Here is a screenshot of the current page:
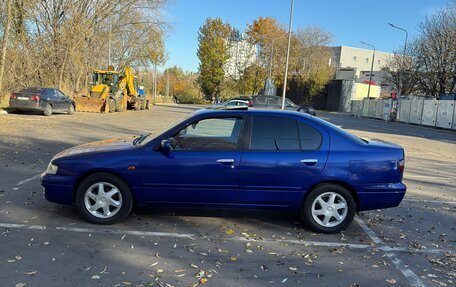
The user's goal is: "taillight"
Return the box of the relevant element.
[10,94,17,99]
[248,100,253,107]
[398,159,405,173]
[31,95,40,101]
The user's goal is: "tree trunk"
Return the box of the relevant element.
[0,0,13,95]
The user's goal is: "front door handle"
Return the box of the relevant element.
[300,159,318,166]
[217,159,235,165]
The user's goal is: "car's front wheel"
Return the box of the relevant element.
[301,184,355,233]
[68,104,75,115]
[75,173,133,224]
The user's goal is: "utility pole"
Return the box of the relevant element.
[360,41,376,99]
[153,65,157,102]
[281,0,294,110]
[388,23,408,97]
[108,24,111,67]
[165,69,169,98]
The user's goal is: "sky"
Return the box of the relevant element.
[163,0,449,72]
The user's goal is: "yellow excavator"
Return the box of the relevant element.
[74,66,146,113]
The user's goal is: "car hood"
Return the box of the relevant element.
[53,137,137,159]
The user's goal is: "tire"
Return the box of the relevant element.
[43,104,52,116]
[301,184,356,234]
[108,99,116,113]
[68,104,75,115]
[115,95,124,112]
[134,99,141,111]
[75,173,133,224]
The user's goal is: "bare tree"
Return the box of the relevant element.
[0,0,13,94]
[412,2,456,96]
[381,46,418,96]
[0,0,169,99]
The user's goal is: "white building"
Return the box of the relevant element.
[224,35,258,80]
[329,46,394,79]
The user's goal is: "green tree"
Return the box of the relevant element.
[197,18,231,99]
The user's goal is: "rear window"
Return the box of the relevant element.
[19,87,45,94]
[311,116,366,145]
[253,97,267,104]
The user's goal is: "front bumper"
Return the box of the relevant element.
[356,182,406,211]
[41,173,75,205]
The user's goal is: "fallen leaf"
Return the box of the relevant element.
[91,275,100,280]
[226,229,234,235]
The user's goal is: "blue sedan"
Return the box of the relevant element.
[41,109,406,233]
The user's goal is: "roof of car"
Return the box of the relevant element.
[194,108,312,118]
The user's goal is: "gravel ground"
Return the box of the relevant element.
[0,105,454,287]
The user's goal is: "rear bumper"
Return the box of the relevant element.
[356,182,406,211]
[9,100,44,111]
[41,173,75,205]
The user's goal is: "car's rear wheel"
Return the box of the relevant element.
[43,104,52,116]
[75,173,133,224]
[301,184,355,233]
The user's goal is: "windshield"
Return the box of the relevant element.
[285,99,297,107]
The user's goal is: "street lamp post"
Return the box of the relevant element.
[388,23,408,97]
[360,41,376,99]
[281,0,294,110]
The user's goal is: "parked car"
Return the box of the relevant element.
[207,99,249,110]
[231,97,253,107]
[252,95,316,116]
[41,109,406,233]
[9,87,75,116]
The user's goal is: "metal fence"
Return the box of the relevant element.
[351,98,456,130]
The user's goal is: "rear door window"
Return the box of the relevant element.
[250,115,300,150]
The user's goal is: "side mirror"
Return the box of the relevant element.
[160,139,171,152]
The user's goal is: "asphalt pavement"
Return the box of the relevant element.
[0,105,454,287]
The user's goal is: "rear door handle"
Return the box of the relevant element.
[300,159,318,166]
[217,159,235,165]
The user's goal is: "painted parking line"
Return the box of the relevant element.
[404,198,456,205]
[16,173,42,186]
[0,222,451,256]
[355,217,425,287]
[0,222,195,240]
[405,174,454,180]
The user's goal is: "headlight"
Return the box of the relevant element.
[45,162,59,175]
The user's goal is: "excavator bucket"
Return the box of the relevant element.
[73,96,107,113]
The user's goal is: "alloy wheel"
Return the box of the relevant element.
[311,192,348,227]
